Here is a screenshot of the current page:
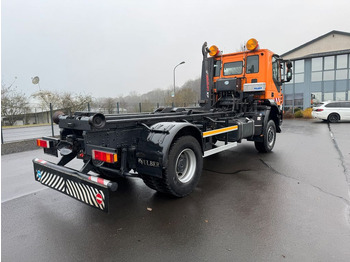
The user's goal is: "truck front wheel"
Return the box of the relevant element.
[142,136,203,197]
[254,119,276,153]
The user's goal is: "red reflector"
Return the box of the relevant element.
[315,109,324,112]
[36,139,50,148]
[92,150,118,163]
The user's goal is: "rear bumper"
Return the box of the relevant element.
[33,158,117,213]
[311,111,326,120]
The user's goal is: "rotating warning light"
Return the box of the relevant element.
[246,38,259,51]
[209,45,220,56]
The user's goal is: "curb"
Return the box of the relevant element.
[1,139,40,155]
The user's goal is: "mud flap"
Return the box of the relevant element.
[33,158,110,213]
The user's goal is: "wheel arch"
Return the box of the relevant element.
[267,105,282,133]
[147,122,203,168]
[328,112,341,122]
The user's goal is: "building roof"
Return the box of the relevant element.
[281,30,350,57]
[288,49,350,61]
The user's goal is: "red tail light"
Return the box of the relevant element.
[92,150,118,163]
[36,139,50,148]
[315,109,324,112]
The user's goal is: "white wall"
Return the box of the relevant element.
[283,33,350,60]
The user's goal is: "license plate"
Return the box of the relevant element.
[33,158,110,213]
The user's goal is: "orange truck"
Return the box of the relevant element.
[200,38,292,140]
[33,39,292,212]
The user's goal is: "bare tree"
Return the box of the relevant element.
[1,81,30,126]
[32,90,92,113]
[101,97,117,114]
[60,92,92,113]
[32,90,61,110]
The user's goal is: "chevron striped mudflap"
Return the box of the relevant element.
[33,158,110,213]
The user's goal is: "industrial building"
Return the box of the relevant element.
[282,30,350,110]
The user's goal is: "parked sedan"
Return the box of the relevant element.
[312,101,350,123]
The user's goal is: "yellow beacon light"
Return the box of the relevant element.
[246,38,259,51]
[209,45,219,56]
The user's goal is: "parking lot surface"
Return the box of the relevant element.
[2,119,350,261]
[2,125,59,142]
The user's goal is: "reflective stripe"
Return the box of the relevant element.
[89,176,109,186]
[203,125,238,138]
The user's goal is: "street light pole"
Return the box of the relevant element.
[173,61,185,107]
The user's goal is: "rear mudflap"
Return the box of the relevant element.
[33,158,110,213]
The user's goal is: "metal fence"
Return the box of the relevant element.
[1,101,198,143]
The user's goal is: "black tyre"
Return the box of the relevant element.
[142,136,203,197]
[328,113,340,123]
[255,119,276,153]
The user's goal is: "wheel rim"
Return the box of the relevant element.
[175,148,196,183]
[267,126,275,147]
[329,114,338,122]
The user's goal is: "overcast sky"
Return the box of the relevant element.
[2,0,350,98]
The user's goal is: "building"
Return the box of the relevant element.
[282,30,350,110]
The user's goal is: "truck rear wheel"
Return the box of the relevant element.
[254,119,276,153]
[142,136,203,197]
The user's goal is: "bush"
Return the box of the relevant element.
[294,110,303,118]
[283,110,294,119]
[302,107,312,119]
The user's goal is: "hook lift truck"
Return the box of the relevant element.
[33,38,292,212]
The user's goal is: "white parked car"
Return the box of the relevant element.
[312,101,350,123]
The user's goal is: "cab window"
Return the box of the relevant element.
[223,61,243,76]
[246,55,259,73]
[213,60,221,77]
[272,56,281,83]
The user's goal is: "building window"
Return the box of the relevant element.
[312,57,322,82]
[312,57,322,71]
[335,92,346,101]
[324,92,333,101]
[323,70,335,81]
[312,92,322,104]
[323,56,335,81]
[294,60,304,83]
[295,74,304,83]
[294,93,303,108]
[324,56,335,70]
[336,69,347,80]
[284,94,293,109]
[295,60,304,73]
[336,54,348,69]
[312,72,322,81]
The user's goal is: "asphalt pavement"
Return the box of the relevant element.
[1,119,350,262]
[2,124,60,142]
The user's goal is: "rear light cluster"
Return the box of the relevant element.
[36,139,50,148]
[315,109,324,112]
[92,150,118,163]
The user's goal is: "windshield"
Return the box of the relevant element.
[223,61,243,76]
